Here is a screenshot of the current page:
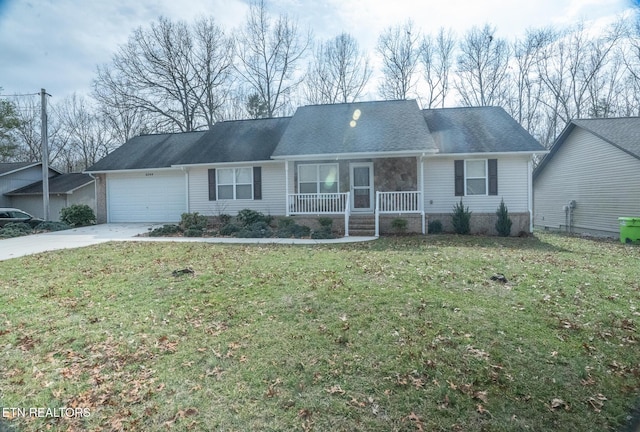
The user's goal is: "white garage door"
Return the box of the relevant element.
[108,171,185,222]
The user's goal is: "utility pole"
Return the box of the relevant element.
[41,88,50,221]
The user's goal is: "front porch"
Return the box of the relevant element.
[286,191,425,237]
[284,157,426,237]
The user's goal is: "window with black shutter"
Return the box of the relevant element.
[208,169,216,201]
[253,167,262,200]
[488,159,498,195]
[454,160,464,196]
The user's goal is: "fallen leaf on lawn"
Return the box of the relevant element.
[587,394,607,412]
[325,385,345,395]
[550,398,568,410]
[407,412,424,432]
[474,390,489,403]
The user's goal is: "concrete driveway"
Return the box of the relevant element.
[0,224,377,261]
[0,223,156,261]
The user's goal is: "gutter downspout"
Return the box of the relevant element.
[419,155,426,234]
[528,158,534,233]
[182,167,190,214]
[285,160,290,216]
[88,173,99,223]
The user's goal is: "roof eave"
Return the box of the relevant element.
[271,149,438,161]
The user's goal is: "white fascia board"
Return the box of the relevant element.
[83,167,182,174]
[428,150,549,158]
[171,160,284,169]
[271,149,437,161]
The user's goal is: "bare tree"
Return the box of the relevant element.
[420,28,455,108]
[455,24,511,107]
[377,20,420,100]
[536,21,623,142]
[304,33,372,104]
[56,94,115,171]
[93,16,234,132]
[234,0,311,117]
[506,28,553,138]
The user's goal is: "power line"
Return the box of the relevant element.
[0,92,41,97]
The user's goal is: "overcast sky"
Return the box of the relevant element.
[0,0,636,103]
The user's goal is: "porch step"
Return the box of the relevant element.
[349,215,376,236]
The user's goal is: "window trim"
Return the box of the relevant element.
[297,163,340,194]
[217,167,254,200]
[465,159,488,196]
[454,158,498,196]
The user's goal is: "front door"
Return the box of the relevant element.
[350,162,374,212]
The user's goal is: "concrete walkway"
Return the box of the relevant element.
[0,224,377,261]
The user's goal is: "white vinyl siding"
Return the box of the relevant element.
[534,127,640,235]
[107,171,185,222]
[188,163,286,215]
[423,155,530,213]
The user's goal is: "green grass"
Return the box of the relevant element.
[0,233,639,431]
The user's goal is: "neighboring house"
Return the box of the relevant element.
[533,117,640,237]
[5,173,95,222]
[0,162,60,207]
[86,100,545,235]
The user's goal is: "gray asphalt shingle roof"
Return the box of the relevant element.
[87,101,544,171]
[175,117,291,165]
[423,106,545,154]
[85,131,207,172]
[272,100,438,157]
[5,173,94,195]
[0,162,38,176]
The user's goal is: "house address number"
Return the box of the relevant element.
[145,172,154,176]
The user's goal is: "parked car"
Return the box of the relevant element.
[0,208,44,228]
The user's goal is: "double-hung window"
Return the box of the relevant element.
[298,163,339,194]
[208,167,262,200]
[455,159,498,196]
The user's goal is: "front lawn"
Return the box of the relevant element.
[0,234,639,431]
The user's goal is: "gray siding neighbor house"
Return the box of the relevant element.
[533,117,640,237]
[86,99,546,236]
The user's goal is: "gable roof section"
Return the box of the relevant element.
[85,131,207,172]
[534,117,640,180]
[0,162,62,177]
[272,99,438,158]
[423,106,545,154]
[175,117,291,165]
[5,173,94,196]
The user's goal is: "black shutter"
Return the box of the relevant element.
[454,160,464,196]
[208,169,216,201]
[488,159,498,196]
[253,166,262,200]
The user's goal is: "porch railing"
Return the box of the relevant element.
[287,192,351,237]
[375,191,425,237]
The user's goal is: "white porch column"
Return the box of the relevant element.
[285,160,290,216]
[419,156,425,234]
[528,157,533,233]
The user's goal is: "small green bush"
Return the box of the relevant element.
[184,228,204,237]
[217,214,232,226]
[148,224,182,237]
[428,219,443,234]
[318,217,333,228]
[275,217,310,238]
[391,218,408,234]
[311,217,335,239]
[237,209,268,227]
[0,224,31,238]
[34,221,71,232]
[180,212,208,231]
[495,198,513,237]
[3,222,33,234]
[60,204,95,227]
[219,223,240,236]
[451,198,471,235]
[236,221,272,238]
